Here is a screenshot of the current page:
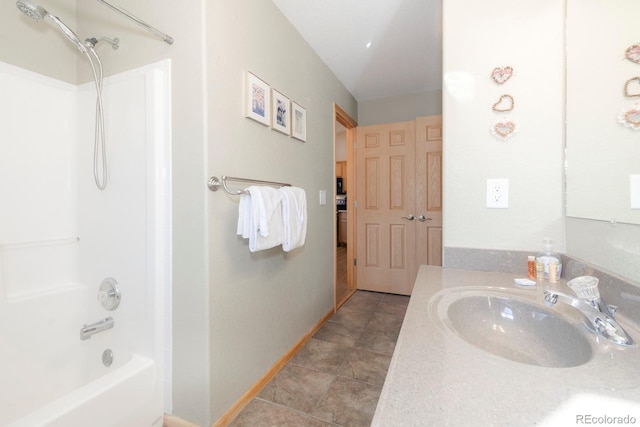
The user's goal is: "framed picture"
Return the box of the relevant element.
[291,101,307,141]
[245,71,271,126]
[271,89,291,135]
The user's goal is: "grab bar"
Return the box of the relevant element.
[80,317,114,340]
[207,175,291,195]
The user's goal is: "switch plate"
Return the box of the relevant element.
[631,175,640,209]
[486,179,509,209]
[319,190,327,206]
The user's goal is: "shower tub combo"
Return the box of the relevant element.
[0,56,171,426]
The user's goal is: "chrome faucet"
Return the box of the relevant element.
[80,317,114,340]
[544,289,635,347]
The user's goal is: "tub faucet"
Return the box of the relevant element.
[544,290,634,347]
[80,317,114,340]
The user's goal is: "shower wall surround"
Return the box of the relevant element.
[0,60,170,427]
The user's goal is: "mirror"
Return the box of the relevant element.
[565,0,640,225]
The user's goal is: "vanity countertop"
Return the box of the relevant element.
[372,265,640,426]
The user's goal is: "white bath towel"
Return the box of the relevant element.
[279,186,307,252]
[245,186,285,252]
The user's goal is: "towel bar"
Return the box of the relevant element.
[207,175,291,195]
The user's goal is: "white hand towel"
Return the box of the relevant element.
[247,186,285,252]
[279,186,307,252]
[237,191,251,238]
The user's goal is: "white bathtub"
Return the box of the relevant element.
[0,283,161,427]
[7,355,160,427]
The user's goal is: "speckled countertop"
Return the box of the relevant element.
[372,266,640,426]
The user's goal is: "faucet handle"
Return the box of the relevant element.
[568,276,600,300]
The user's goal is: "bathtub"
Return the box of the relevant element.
[7,355,159,427]
[0,283,162,427]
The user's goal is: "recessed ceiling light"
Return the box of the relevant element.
[365,41,372,49]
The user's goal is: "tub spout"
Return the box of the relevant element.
[544,291,634,347]
[80,317,114,340]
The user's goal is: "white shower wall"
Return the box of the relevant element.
[0,63,80,296]
[0,60,171,424]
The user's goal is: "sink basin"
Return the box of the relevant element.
[430,288,594,368]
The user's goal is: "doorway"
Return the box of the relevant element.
[355,115,443,295]
[334,104,357,310]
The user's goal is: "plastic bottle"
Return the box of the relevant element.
[527,256,536,279]
[535,238,562,280]
[548,260,558,284]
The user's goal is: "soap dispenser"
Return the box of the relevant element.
[535,238,562,280]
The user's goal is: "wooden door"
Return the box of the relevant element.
[415,116,443,266]
[355,121,416,295]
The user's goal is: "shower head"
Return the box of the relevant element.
[16,0,46,21]
[16,0,88,54]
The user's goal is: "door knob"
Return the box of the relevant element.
[401,214,415,221]
[417,215,432,222]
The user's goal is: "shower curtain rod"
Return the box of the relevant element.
[207,176,292,195]
[95,0,174,45]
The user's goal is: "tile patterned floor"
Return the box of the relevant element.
[229,290,409,427]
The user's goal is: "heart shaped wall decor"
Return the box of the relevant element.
[491,66,513,85]
[492,94,515,112]
[618,104,640,131]
[625,45,640,64]
[624,77,640,98]
[491,119,518,141]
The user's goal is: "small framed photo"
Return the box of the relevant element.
[291,101,307,141]
[271,89,291,135]
[245,71,271,126]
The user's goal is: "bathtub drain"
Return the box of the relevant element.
[102,349,114,367]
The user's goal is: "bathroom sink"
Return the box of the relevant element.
[429,287,594,368]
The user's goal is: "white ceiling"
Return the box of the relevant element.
[272,0,443,102]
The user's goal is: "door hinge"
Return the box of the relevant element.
[353,200,357,208]
[353,258,357,266]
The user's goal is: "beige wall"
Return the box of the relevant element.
[357,90,442,125]
[206,1,356,423]
[1,0,78,83]
[442,0,565,253]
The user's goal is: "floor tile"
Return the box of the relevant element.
[355,313,403,356]
[328,305,375,330]
[340,292,381,312]
[229,399,334,427]
[381,293,410,306]
[289,338,350,375]
[311,377,382,427]
[365,311,405,333]
[258,364,334,414]
[313,320,361,347]
[377,300,408,317]
[336,347,392,386]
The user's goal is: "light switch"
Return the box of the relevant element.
[631,175,640,209]
[319,190,327,206]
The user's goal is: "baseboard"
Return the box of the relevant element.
[211,308,335,426]
[163,414,201,427]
